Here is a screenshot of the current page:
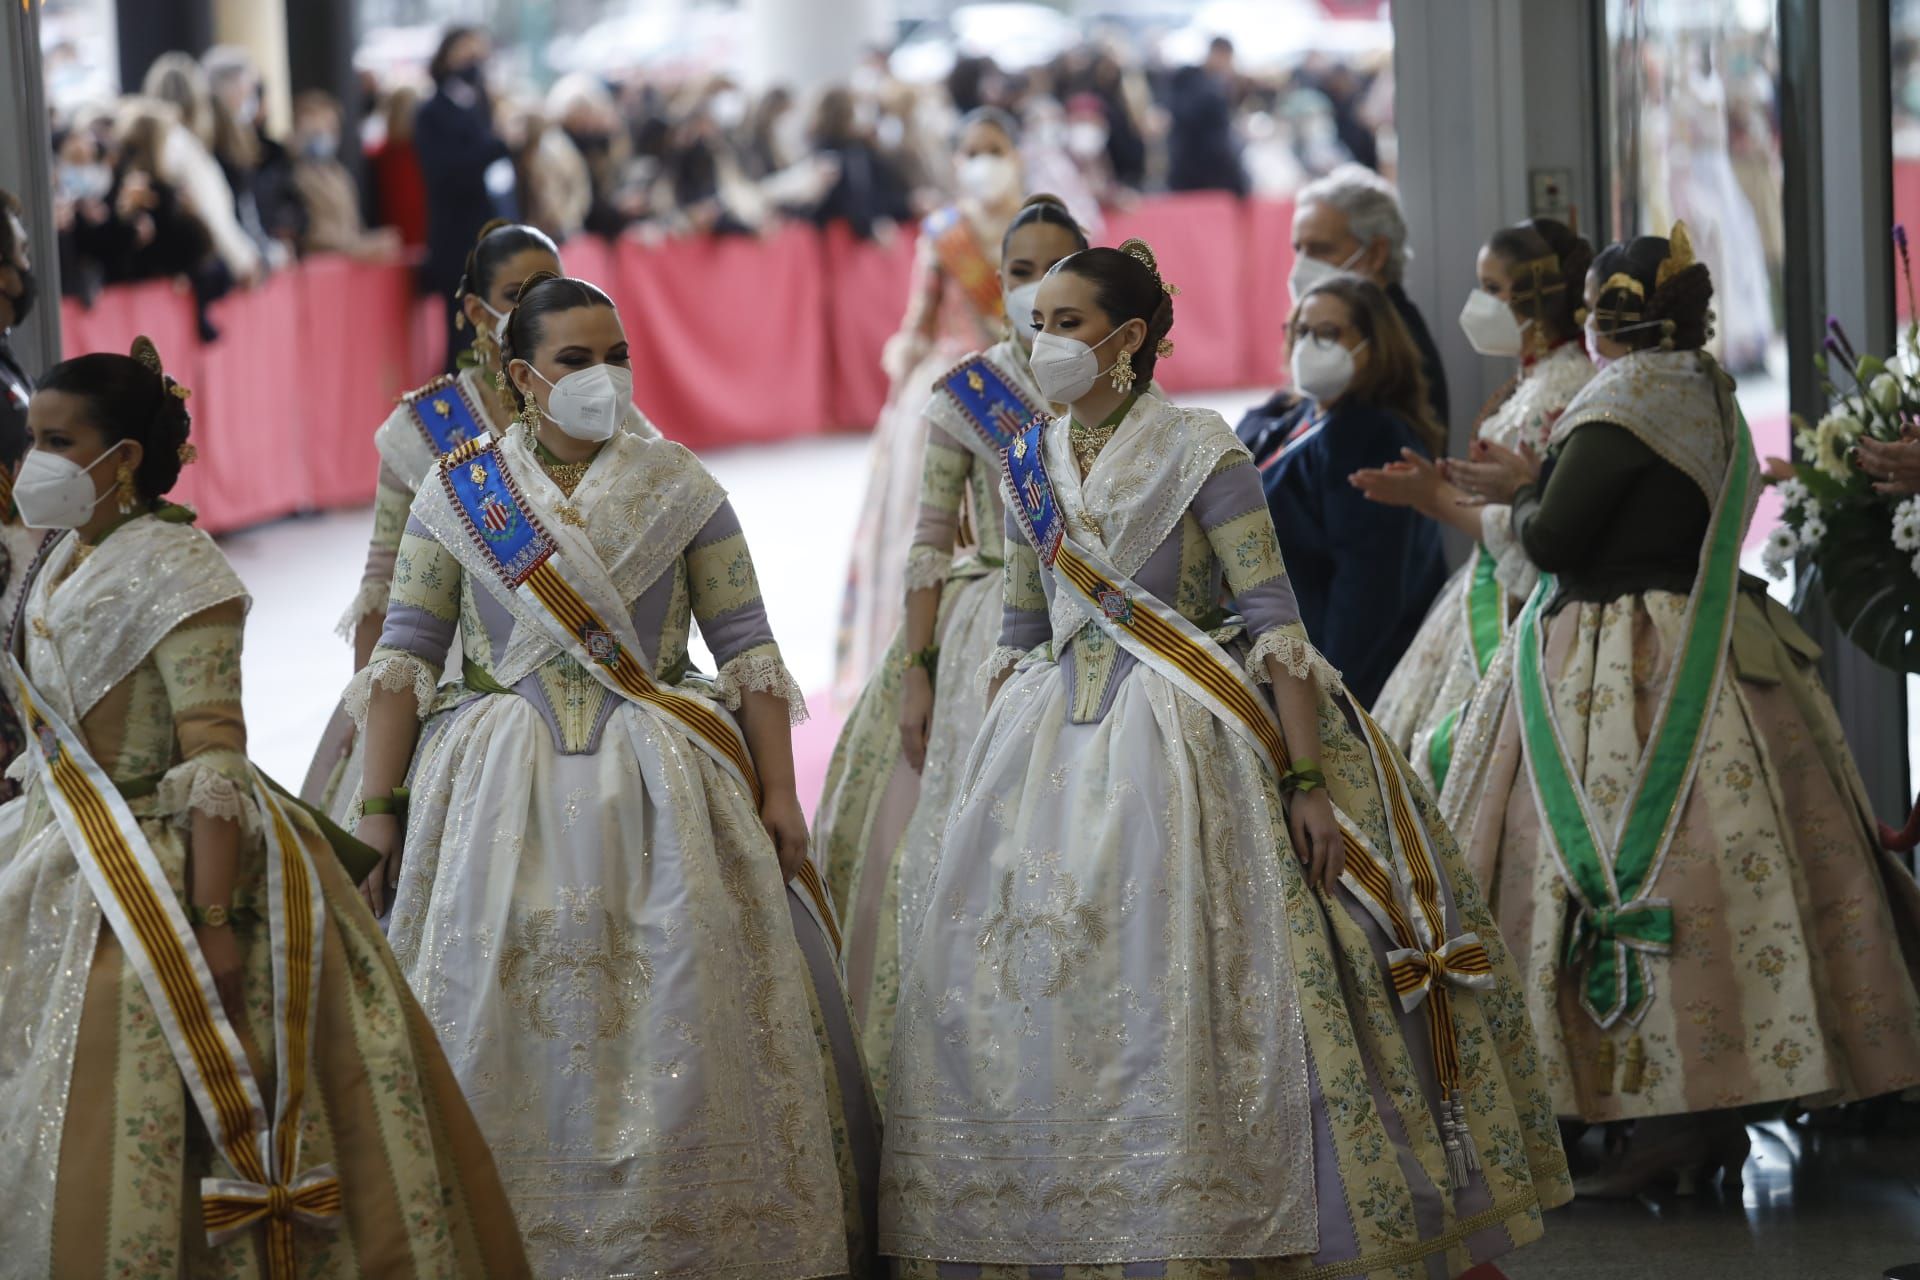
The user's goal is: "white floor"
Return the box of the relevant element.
[221,391,1270,786]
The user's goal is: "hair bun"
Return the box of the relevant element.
[1020,192,1071,213]
[514,269,564,305]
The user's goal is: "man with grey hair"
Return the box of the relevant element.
[1287,163,1449,427]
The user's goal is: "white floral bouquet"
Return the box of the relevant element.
[1763,229,1920,670]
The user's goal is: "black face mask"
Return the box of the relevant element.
[447,62,485,90]
[4,266,33,326]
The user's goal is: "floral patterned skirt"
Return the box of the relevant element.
[815,565,1000,1096]
[1443,587,1920,1122]
[881,659,1569,1277]
[0,787,529,1278]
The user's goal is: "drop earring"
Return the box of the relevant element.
[115,461,138,515]
[518,395,541,447]
[1109,348,1136,395]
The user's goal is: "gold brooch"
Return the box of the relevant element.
[433,398,453,417]
[469,462,488,485]
[31,618,51,639]
[967,369,985,393]
[555,504,586,527]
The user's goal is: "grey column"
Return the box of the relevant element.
[1,0,61,372]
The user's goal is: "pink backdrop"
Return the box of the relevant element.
[57,197,1301,532]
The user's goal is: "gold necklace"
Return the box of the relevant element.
[538,454,593,497]
[1069,418,1118,476]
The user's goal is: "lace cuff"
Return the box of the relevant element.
[334,578,392,641]
[1247,627,1344,691]
[977,645,1031,697]
[904,545,954,593]
[714,649,810,725]
[156,753,261,836]
[343,652,440,727]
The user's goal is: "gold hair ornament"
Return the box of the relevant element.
[1656,221,1696,291]
[130,335,164,374]
[1120,237,1181,296]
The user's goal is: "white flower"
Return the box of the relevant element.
[1775,477,1811,515]
[1799,510,1828,547]
[1809,411,1866,481]
[1761,525,1799,580]
[1872,373,1904,415]
[1894,496,1920,552]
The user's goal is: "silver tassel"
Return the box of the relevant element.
[1443,1091,1481,1189]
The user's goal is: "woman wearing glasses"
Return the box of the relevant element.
[1235,274,1448,707]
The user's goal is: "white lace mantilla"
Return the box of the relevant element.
[1036,387,1249,651]
[19,517,249,726]
[411,430,725,690]
[713,651,810,725]
[1478,341,1595,453]
[1550,348,1735,506]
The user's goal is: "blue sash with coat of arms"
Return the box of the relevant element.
[403,374,490,457]
[1002,417,1064,567]
[938,354,1042,458]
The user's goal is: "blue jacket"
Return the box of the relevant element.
[1236,393,1446,708]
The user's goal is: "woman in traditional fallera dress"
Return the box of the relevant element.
[815,193,1082,1090]
[301,219,658,820]
[0,342,528,1278]
[352,276,877,1279]
[1354,229,1920,1196]
[834,108,1027,704]
[880,242,1569,1278]
[1372,219,1596,790]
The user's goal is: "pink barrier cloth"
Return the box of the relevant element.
[53,199,1298,532]
[823,221,919,428]
[1103,193,1246,391]
[610,224,832,450]
[1241,197,1297,388]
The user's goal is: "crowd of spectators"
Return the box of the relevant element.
[45,26,1392,337]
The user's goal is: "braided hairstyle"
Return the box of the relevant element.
[1484,217,1593,347]
[37,336,194,501]
[1590,235,1714,353]
[456,218,561,313]
[1000,192,1087,259]
[1049,238,1176,384]
[499,272,619,415]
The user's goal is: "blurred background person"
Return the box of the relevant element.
[290,90,401,259]
[502,97,590,242]
[203,44,303,268]
[415,25,518,371]
[1290,163,1449,427]
[1168,36,1247,195]
[367,81,428,252]
[807,85,912,242]
[139,52,261,287]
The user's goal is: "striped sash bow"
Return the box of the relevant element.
[203,1166,344,1266]
[438,437,764,806]
[7,653,335,1275]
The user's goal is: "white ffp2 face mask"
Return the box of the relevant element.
[523,362,632,442]
[958,153,1020,204]
[1290,337,1365,405]
[1288,246,1364,306]
[15,444,124,530]
[1028,325,1128,405]
[1004,280,1044,331]
[1458,288,1528,358]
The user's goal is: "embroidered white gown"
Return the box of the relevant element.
[302,360,657,824]
[880,390,1570,1277]
[354,429,874,1280]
